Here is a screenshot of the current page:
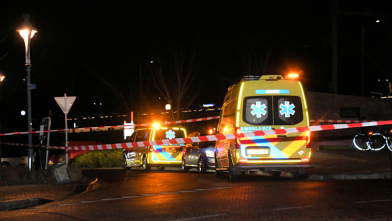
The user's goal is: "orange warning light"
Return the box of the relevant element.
[287,72,299,79]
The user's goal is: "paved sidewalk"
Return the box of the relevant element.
[308,148,392,180]
[0,148,391,211]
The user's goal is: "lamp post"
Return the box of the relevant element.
[361,19,380,96]
[138,61,153,115]
[0,75,4,166]
[17,14,37,171]
[0,75,5,99]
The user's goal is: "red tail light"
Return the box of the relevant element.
[368,131,373,136]
[301,158,310,163]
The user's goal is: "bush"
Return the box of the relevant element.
[72,150,122,168]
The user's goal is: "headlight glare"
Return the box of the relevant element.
[205,150,214,157]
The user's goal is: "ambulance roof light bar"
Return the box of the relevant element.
[287,72,299,79]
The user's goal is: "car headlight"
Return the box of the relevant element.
[205,150,214,158]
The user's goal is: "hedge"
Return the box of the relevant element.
[72,150,122,168]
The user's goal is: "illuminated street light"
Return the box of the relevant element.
[165,103,171,110]
[17,14,37,171]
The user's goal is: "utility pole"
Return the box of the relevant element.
[331,0,338,94]
[330,0,390,95]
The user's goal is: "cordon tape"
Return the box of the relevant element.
[310,120,373,123]
[0,116,220,137]
[0,116,376,137]
[2,120,392,150]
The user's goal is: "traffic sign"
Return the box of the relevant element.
[55,94,76,114]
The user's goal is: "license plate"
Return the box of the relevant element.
[247,149,269,155]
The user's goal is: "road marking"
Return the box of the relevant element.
[58,203,80,207]
[140,193,157,196]
[36,186,232,209]
[171,213,228,221]
[121,195,141,199]
[101,197,123,201]
[355,199,392,204]
[274,205,312,211]
[80,200,99,203]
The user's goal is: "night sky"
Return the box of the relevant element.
[0,0,391,133]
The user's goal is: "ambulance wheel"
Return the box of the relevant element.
[295,168,308,180]
[271,171,281,178]
[214,153,224,177]
[198,158,206,174]
[142,156,151,171]
[157,166,165,170]
[229,155,241,181]
[296,174,307,180]
[122,156,130,170]
[181,158,189,172]
[215,170,224,177]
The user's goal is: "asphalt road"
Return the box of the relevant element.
[1,169,392,220]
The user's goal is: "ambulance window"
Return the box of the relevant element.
[135,129,150,142]
[243,97,273,125]
[126,131,137,142]
[154,128,186,140]
[273,96,303,125]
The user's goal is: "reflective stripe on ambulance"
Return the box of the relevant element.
[238,132,307,159]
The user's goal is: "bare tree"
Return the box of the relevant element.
[150,45,199,121]
[237,46,280,76]
[235,38,282,77]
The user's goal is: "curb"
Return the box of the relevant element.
[307,172,392,180]
[0,198,53,212]
[0,179,98,212]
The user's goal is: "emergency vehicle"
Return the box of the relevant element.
[215,74,312,181]
[122,125,187,170]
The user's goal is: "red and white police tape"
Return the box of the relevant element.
[0,116,220,137]
[0,116,377,137]
[2,120,392,150]
[310,120,372,123]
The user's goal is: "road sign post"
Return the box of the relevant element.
[124,112,135,139]
[55,93,76,165]
[39,117,51,170]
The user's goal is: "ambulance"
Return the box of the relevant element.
[122,125,187,170]
[214,74,312,181]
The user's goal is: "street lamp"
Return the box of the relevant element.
[139,60,153,113]
[17,14,37,171]
[361,19,380,96]
[0,75,5,99]
[0,75,4,166]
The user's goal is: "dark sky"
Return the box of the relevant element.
[0,0,391,132]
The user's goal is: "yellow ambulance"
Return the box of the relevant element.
[123,125,187,170]
[215,75,312,181]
